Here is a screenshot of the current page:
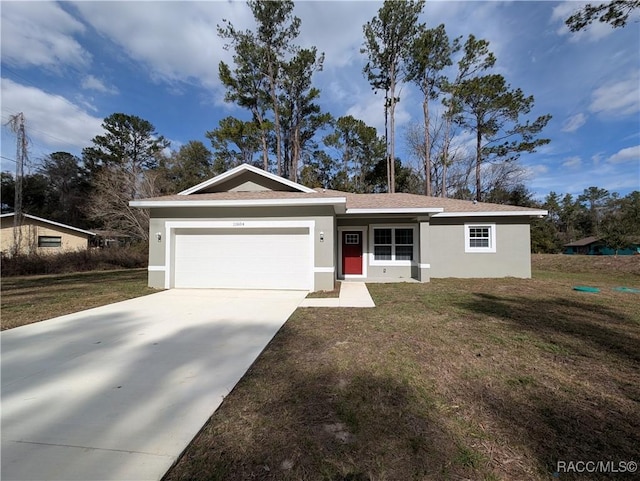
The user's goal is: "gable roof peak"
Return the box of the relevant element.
[179,163,315,195]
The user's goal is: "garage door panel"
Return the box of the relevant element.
[173,229,311,290]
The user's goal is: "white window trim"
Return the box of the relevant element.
[369,224,417,266]
[464,223,496,253]
[337,226,367,279]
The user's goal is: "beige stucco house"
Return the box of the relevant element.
[0,213,95,255]
[130,164,547,292]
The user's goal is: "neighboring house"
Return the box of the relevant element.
[563,236,640,256]
[0,213,95,255]
[91,230,132,248]
[130,164,547,292]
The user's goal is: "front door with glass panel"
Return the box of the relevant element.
[342,231,363,275]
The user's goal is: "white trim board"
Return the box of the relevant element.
[314,267,335,273]
[130,197,346,209]
[433,210,547,218]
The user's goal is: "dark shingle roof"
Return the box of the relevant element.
[564,236,601,247]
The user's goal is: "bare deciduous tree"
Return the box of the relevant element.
[88,166,160,241]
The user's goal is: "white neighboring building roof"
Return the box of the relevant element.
[1,213,96,236]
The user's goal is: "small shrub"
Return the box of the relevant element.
[1,246,148,277]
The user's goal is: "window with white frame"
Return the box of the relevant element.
[464,224,496,253]
[372,227,414,263]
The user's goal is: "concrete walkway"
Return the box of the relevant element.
[299,282,375,308]
[1,289,307,481]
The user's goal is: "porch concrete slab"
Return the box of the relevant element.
[1,288,307,481]
[342,277,419,284]
[299,282,375,308]
[338,282,375,307]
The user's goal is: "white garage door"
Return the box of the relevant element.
[173,227,311,290]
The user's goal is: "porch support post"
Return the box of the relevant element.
[418,220,431,282]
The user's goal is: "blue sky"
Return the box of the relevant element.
[1,1,639,200]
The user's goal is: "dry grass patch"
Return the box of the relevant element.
[1,269,153,330]
[306,281,341,299]
[165,255,639,481]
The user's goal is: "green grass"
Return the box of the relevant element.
[1,269,154,330]
[164,255,639,481]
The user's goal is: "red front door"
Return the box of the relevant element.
[342,231,363,275]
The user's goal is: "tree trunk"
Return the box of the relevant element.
[423,98,431,196]
[384,93,391,193]
[475,118,482,202]
[441,114,451,198]
[260,131,269,170]
[252,108,269,170]
[266,57,283,175]
[389,95,396,194]
[292,124,300,183]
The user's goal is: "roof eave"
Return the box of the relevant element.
[129,197,347,211]
[345,208,444,215]
[432,210,548,218]
[1,212,96,236]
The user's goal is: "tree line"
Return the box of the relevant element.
[486,184,640,254]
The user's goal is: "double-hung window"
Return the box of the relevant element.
[372,226,414,263]
[464,224,496,253]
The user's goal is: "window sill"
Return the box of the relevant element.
[370,260,415,266]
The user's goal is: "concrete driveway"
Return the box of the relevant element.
[1,288,307,481]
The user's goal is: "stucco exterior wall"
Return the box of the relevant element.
[147,205,335,291]
[0,218,90,255]
[428,217,531,278]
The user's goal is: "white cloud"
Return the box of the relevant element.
[607,145,640,164]
[1,78,103,153]
[590,70,640,116]
[562,156,582,168]
[561,113,587,133]
[296,2,380,70]
[591,152,604,165]
[551,1,615,42]
[0,1,90,70]
[526,164,550,176]
[81,75,118,95]
[346,89,412,138]
[71,2,252,89]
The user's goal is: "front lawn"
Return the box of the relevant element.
[164,255,639,481]
[1,269,153,330]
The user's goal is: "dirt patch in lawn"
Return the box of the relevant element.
[164,257,639,480]
[306,281,341,299]
[1,269,154,330]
